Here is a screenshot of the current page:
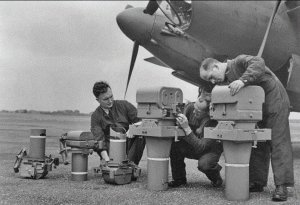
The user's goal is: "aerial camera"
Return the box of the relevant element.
[204,85,271,201]
[134,86,185,121]
[129,86,186,191]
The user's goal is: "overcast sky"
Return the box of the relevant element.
[0,1,199,114]
[1,1,299,119]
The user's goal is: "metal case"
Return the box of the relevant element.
[210,85,264,121]
[136,86,183,119]
[102,165,133,185]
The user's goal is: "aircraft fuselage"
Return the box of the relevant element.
[117,1,300,110]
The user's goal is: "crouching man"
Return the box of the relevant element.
[169,95,223,187]
[90,81,146,167]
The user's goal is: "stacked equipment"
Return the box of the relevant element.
[59,131,99,181]
[204,85,271,201]
[129,86,185,191]
[13,129,59,179]
[101,127,141,185]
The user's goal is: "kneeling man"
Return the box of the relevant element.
[169,96,223,187]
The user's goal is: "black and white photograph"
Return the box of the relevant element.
[1,1,300,204]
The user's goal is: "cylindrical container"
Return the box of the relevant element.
[71,149,88,181]
[31,129,46,136]
[223,141,252,201]
[225,164,249,201]
[146,137,173,158]
[145,136,173,191]
[29,129,46,160]
[147,158,169,191]
[109,133,127,163]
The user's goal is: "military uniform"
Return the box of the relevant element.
[225,54,294,187]
[170,103,222,182]
[91,100,146,165]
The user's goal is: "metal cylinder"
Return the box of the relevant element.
[29,129,46,160]
[225,164,249,201]
[146,137,173,158]
[147,158,169,191]
[145,136,173,191]
[71,149,88,181]
[222,141,252,201]
[109,134,127,163]
[31,129,46,136]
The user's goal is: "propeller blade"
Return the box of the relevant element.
[144,0,159,15]
[124,41,139,99]
[257,0,281,57]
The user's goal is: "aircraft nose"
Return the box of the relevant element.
[117,7,155,45]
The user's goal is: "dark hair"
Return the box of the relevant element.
[196,91,211,112]
[93,81,111,98]
[200,58,219,71]
[199,91,211,102]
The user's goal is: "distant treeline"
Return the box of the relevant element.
[1,109,92,116]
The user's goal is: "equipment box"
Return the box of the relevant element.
[102,166,133,185]
[65,140,98,149]
[66,131,94,141]
[210,85,264,121]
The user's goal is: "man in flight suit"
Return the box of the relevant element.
[168,96,223,188]
[199,55,294,201]
[90,81,146,167]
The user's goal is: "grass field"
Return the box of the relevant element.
[0,112,300,204]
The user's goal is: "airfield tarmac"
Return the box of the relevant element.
[0,112,300,204]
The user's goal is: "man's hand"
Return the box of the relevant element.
[228,80,245,96]
[176,113,188,128]
[133,121,142,127]
[176,113,192,135]
[127,121,142,138]
[100,150,110,162]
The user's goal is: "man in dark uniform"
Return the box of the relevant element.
[168,96,223,188]
[199,55,294,201]
[90,81,146,166]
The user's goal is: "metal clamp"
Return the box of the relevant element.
[252,131,258,148]
[222,104,227,116]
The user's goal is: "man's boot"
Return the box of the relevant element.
[168,178,187,188]
[249,182,264,192]
[205,171,223,187]
[272,185,288,201]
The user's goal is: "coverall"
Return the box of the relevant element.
[91,100,146,165]
[170,103,223,181]
[225,54,294,187]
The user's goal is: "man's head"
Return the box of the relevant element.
[93,81,114,109]
[199,58,226,84]
[193,94,210,119]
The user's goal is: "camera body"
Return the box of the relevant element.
[172,103,185,117]
[209,85,264,122]
[135,86,184,120]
